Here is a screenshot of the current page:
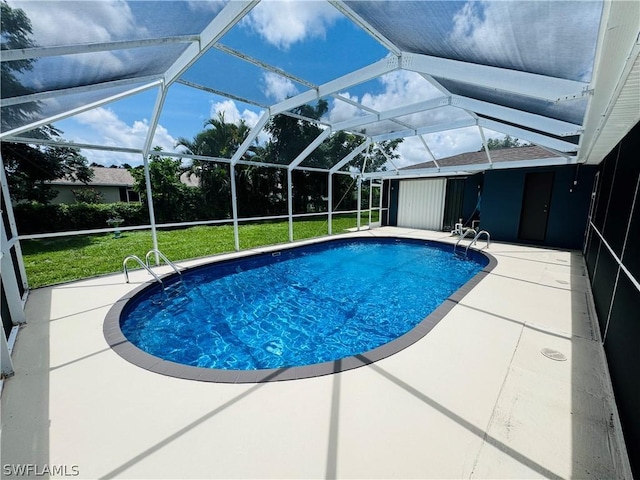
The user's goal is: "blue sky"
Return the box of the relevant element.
[10,0,531,167]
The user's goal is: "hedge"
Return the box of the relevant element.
[13,202,149,235]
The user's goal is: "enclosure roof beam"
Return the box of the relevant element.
[330,139,371,174]
[289,129,333,171]
[163,1,259,87]
[477,118,579,152]
[371,118,477,142]
[332,96,450,132]
[0,79,162,140]
[1,35,200,62]
[451,96,583,137]
[271,56,399,116]
[0,75,163,107]
[402,52,590,103]
[230,111,272,167]
[328,1,402,56]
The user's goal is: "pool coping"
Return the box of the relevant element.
[103,236,497,383]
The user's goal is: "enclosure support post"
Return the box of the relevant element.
[287,169,294,242]
[1,328,14,378]
[328,172,333,235]
[357,176,362,231]
[368,179,373,227]
[379,179,385,226]
[230,164,240,251]
[141,84,168,265]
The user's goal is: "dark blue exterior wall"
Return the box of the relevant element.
[584,121,640,476]
[478,165,597,249]
[461,173,483,225]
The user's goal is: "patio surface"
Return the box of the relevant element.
[1,227,631,479]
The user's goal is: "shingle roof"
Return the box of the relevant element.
[401,145,560,170]
[50,167,134,186]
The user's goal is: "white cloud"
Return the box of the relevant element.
[210,100,270,145]
[8,0,146,82]
[448,1,600,81]
[328,93,367,124]
[210,100,261,128]
[12,0,143,45]
[64,107,177,166]
[242,0,341,49]
[262,72,299,102]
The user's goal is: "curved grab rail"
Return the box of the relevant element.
[145,249,182,277]
[453,228,477,257]
[123,255,164,287]
[464,230,491,257]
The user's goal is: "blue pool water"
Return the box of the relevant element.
[120,238,488,371]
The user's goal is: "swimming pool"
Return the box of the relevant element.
[105,237,495,382]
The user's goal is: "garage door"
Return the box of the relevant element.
[397,179,446,230]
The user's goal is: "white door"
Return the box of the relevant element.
[397,179,446,230]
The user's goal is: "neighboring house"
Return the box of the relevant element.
[49,166,139,204]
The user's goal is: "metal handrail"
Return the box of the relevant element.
[145,249,182,277]
[453,228,477,257]
[465,230,491,257]
[123,255,164,287]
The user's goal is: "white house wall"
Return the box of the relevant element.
[397,178,446,230]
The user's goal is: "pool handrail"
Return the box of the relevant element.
[123,255,164,287]
[464,230,491,257]
[145,249,182,277]
[453,228,477,257]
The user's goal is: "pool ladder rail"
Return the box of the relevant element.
[123,249,182,289]
[454,229,490,258]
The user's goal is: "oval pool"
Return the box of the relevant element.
[104,237,495,382]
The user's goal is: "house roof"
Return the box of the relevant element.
[401,145,557,170]
[50,167,134,187]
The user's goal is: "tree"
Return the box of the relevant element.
[175,112,257,217]
[1,126,93,203]
[129,149,204,223]
[483,135,527,150]
[1,0,39,132]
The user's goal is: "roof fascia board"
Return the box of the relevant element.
[329,139,371,173]
[2,36,199,62]
[477,118,578,152]
[578,0,640,163]
[163,1,259,87]
[270,57,399,116]
[327,1,402,55]
[289,128,332,171]
[452,96,583,136]
[1,75,162,107]
[402,53,590,103]
[332,96,450,132]
[0,79,162,139]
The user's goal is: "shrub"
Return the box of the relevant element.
[13,201,149,235]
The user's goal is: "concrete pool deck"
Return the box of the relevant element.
[1,227,632,479]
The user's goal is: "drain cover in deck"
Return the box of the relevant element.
[541,348,567,361]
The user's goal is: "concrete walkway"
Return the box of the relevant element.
[1,227,631,479]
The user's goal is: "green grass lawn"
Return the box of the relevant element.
[21,212,379,288]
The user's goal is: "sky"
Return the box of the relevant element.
[6,0,602,168]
